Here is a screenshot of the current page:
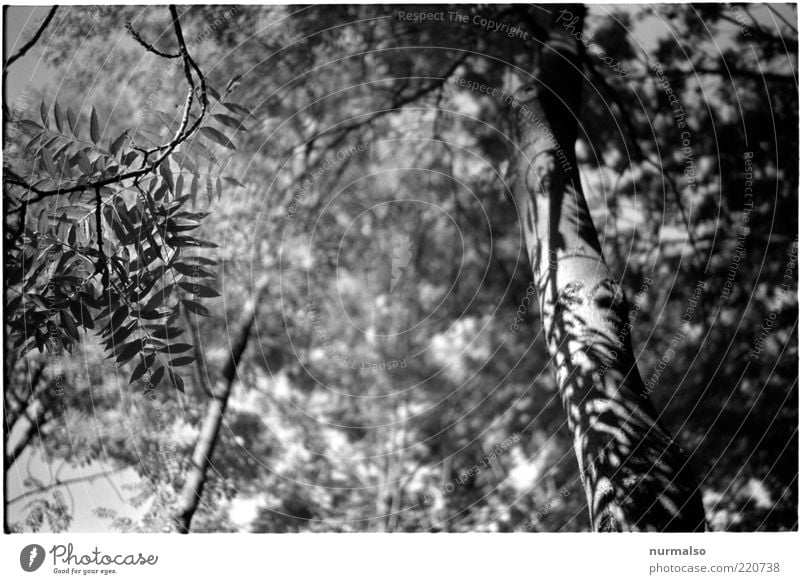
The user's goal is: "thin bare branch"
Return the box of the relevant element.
[5,5,207,203]
[4,6,58,70]
[125,21,181,59]
[7,467,127,506]
[584,55,705,271]
[767,4,798,34]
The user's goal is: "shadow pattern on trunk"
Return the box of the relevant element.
[508,4,706,531]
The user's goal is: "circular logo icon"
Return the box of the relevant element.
[20,544,46,572]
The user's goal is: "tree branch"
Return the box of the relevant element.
[4,6,58,70]
[583,54,705,272]
[124,21,181,59]
[660,65,797,85]
[766,5,798,34]
[172,276,269,533]
[4,398,49,471]
[314,52,469,144]
[5,5,207,203]
[7,467,127,506]
[716,8,798,50]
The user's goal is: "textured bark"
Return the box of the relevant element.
[172,280,267,533]
[510,5,705,531]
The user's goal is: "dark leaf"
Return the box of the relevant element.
[53,140,71,161]
[110,132,127,157]
[18,120,44,134]
[18,119,44,132]
[165,219,200,233]
[139,308,171,320]
[153,181,169,202]
[109,305,129,332]
[149,366,165,389]
[222,101,253,119]
[61,310,80,341]
[169,355,195,367]
[178,282,220,297]
[70,300,95,329]
[224,75,242,94]
[168,368,185,393]
[213,113,247,131]
[222,176,245,188]
[181,299,211,317]
[116,338,144,364]
[23,130,45,154]
[41,147,57,176]
[205,84,221,101]
[90,107,100,143]
[190,173,199,202]
[104,322,136,350]
[157,343,193,354]
[173,152,197,173]
[199,126,236,150]
[142,285,174,311]
[66,108,78,134]
[77,150,92,175]
[175,173,184,198]
[150,326,184,339]
[54,102,64,132]
[122,150,139,166]
[40,100,48,127]
[129,358,149,384]
[159,160,174,193]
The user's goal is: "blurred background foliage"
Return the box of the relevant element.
[4,3,797,532]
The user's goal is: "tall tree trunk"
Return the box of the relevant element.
[510,5,705,531]
[172,279,267,533]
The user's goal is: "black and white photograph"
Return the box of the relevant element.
[1,1,798,580]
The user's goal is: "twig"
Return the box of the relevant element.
[7,467,127,505]
[314,52,469,143]
[125,21,181,59]
[5,5,207,203]
[659,65,796,85]
[766,5,798,34]
[583,55,705,270]
[583,54,644,160]
[4,6,58,70]
[742,5,769,38]
[716,8,798,49]
[646,158,704,272]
